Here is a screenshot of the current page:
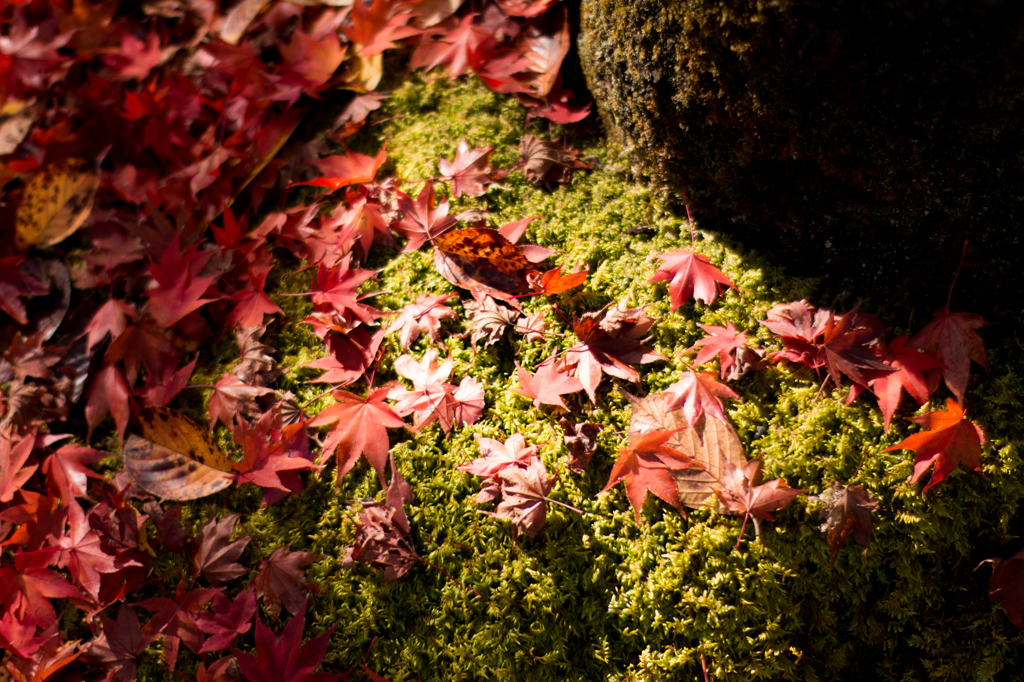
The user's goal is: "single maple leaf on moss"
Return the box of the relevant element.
[649,249,735,309]
[816,482,878,566]
[909,308,988,404]
[713,459,804,546]
[884,398,987,495]
[600,429,704,524]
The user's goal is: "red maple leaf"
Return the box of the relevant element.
[344,454,419,580]
[393,181,458,251]
[661,370,740,427]
[189,514,252,585]
[104,320,175,386]
[144,234,221,329]
[909,308,987,404]
[53,500,125,599]
[136,356,198,408]
[649,249,736,309]
[0,429,36,503]
[514,361,583,410]
[82,604,150,682]
[227,268,284,330]
[817,482,878,565]
[253,546,319,618]
[0,256,49,326]
[713,459,804,546]
[816,308,889,389]
[196,586,257,653]
[563,304,666,403]
[232,599,340,682]
[0,551,82,630]
[868,335,943,431]
[687,321,751,380]
[986,548,1024,629]
[438,140,507,197]
[386,293,457,350]
[884,398,987,494]
[298,144,386,192]
[411,15,490,77]
[84,363,131,445]
[231,418,318,497]
[330,185,392,259]
[308,386,406,486]
[484,457,576,540]
[600,429,703,524]
[387,350,483,432]
[308,257,379,325]
[208,372,277,431]
[41,443,106,501]
[138,579,220,666]
[344,0,421,57]
[458,433,538,477]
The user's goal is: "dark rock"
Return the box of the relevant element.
[578,0,1024,315]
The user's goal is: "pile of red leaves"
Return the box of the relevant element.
[0,0,1019,679]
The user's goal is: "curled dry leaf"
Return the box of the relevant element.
[122,407,233,500]
[15,159,100,251]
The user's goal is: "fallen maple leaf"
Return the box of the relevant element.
[514,361,583,410]
[387,294,457,350]
[297,144,387,192]
[344,455,419,580]
[661,370,740,427]
[868,334,943,431]
[510,6,570,97]
[393,181,458,252]
[463,296,519,349]
[196,586,257,653]
[884,398,987,494]
[517,134,591,185]
[649,249,736,309]
[559,418,603,473]
[253,546,319,618]
[600,429,704,524]
[986,548,1024,629]
[459,433,538,477]
[438,140,507,197]
[485,457,564,540]
[0,429,36,503]
[189,514,251,585]
[687,321,751,380]
[816,482,878,565]
[528,264,587,295]
[232,599,340,682]
[909,308,987,404]
[713,459,804,546]
[82,604,149,682]
[309,386,406,486]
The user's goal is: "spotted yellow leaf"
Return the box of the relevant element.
[123,407,234,500]
[15,159,99,251]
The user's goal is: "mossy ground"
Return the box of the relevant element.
[181,74,1024,682]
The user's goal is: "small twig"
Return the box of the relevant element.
[417,556,481,598]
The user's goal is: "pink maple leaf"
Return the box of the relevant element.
[661,370,740,427]
[649,249,736,309]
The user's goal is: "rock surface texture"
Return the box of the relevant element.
[578,0,1024,313]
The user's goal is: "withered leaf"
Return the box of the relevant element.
[15,159,100,251]
[559,418,602,473]
[123,407,233,501]
[817,482,878,565]
[432,227,530,293]
[463,296,519,349]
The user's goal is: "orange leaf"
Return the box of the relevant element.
[884,398,987,494]
[530,264,587,295]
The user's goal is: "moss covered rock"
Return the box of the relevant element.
[577,0,1024,315]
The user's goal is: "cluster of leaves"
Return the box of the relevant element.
[0,0,591,678]
[1,0,1022,680]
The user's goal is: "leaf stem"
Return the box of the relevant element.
[947,238,969,315]
[417,555,481,598]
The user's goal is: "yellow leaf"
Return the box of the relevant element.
[123,407,234,500]
[15,159,99,251]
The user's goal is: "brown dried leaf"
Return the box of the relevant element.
[123,407,233,500]
[15,160,100,251]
